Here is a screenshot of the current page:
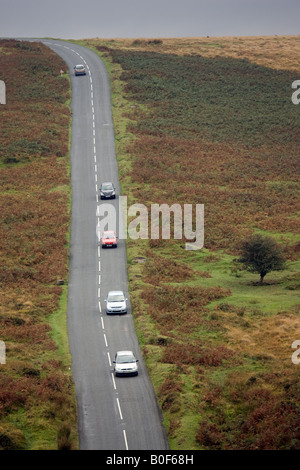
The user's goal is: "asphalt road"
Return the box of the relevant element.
[42,40,169,451]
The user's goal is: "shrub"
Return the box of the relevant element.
[238,234,286,283]
[57,424,73,450]
[0,425,26,450]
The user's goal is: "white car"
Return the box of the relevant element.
[113,351,139,376]
[105,291,127,315]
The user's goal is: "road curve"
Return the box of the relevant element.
[42,40,169,451]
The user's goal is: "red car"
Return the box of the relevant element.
[101,231,118,248]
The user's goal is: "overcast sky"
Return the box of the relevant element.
[0,0,299,39]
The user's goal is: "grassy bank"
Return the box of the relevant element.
[80,36,300,450]
[0,40,78,450]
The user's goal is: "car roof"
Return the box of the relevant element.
[116,350,134,356]
[102,230,116,234]
[108,290,124,295]
[76,64,84,67]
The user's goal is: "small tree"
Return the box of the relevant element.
[238,234,285,284]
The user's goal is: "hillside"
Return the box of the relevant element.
[80,35,300,450]
[1,34,299,451]
[0,40,77,450]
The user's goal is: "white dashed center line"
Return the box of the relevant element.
[45,42,129,451]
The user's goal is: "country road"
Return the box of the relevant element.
[42,40,169,451]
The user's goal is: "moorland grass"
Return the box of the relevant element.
[0,40,77,450]
[81,36,300,450]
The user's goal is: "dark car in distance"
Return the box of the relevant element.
[99,182,116,199]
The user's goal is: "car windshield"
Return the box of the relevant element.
[76,65,84,69]
[117,355,135,363]
[108,294,124,302]
[102,183,113,190]
[103,233,114,239]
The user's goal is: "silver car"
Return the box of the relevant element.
[113,351,139,376]
[74,64,86,75]
[105,290,127,315]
